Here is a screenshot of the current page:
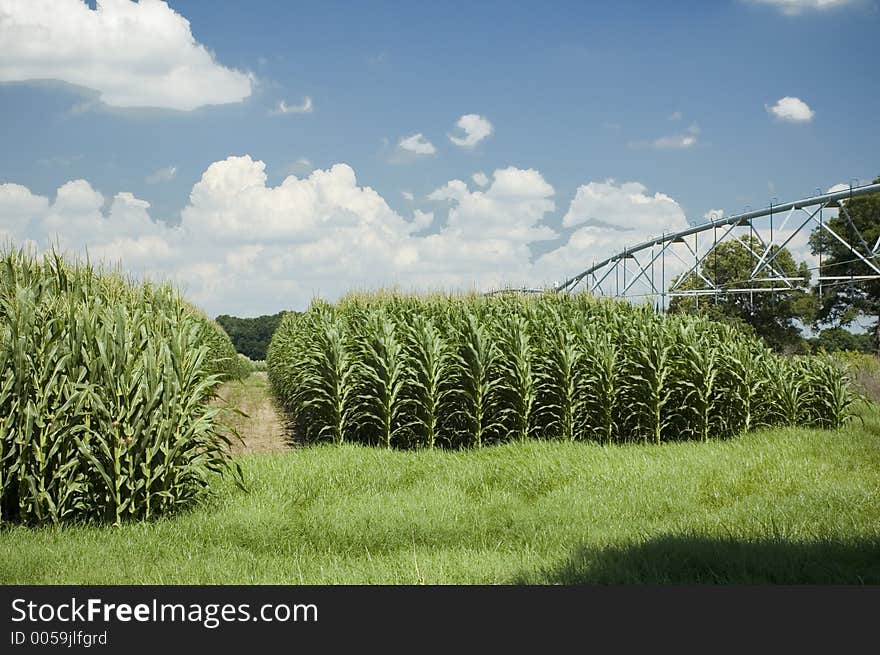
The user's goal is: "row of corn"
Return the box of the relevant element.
[0,248,242,526]
[267,291,855,449]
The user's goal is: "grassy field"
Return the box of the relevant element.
[1,377,878,584]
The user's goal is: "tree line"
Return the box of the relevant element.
[215,312,287,361]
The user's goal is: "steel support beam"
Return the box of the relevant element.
[556,182,880,293]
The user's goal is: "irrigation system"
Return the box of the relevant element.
[493,182,880,309]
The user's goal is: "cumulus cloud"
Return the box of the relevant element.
[1,158,695,315]
[827,183,850,193]
[561,180,687,232]
[182,155,420,244]
[270,96,313,115]
[225,245,264,274]
[398,133,436,155]
[1,178,178,270]
[411,210,433,232]
[414,168,556,291]
[145,166,177,184]
[766,97,815,123]
[428,167,556,243]
[749,0,857,15]
[537,180,690,286]
[401,191,414,201]
[704,209,725,222]
[0,182,49,241]
[0,0,253,111]
[472,172,489,187]
[449,114,494,148]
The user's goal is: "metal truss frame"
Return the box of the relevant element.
[551,182,880,309]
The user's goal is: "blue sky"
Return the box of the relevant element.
[1,0,878,316]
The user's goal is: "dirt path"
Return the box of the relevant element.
[215,372,289,455]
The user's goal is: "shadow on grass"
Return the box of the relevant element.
[519,535,880,584]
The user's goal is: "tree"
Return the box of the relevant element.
[808,327,874,354]
[214,312,286,360]
[669,236,815,353]
[808,176,880,355]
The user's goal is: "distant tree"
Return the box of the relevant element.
[808,327,874,354]
[669,236,815,353]
[215,312,286,361]
[809,176,880,355]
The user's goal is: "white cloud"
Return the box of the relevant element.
[668,111,683,121]
[3,179,178,269]
[88,234,176,267]
[537,180,690,286]
[766,96,815,123]
[401,191,414,201]
[411,210,433,231]
[428,167,556,242]
[410,168,558,294]
[145,166,177,184]
[827,183,850,193]
[182,155,417,244]
[1,159,697,315]
[0,161,559,312]
[225,245,264,274]
[398,133,436,155]
[270,96,313,115]
[449,114,494,148]
[646,124,700,150]
[472,172,489,187]
[0,0,252,111]
[0,182,49,241]
[749,0,857,15]
[50,179,104,216]
[561,180,687,232]
[704,209,725,222]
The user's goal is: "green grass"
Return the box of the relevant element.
[2,404,878,584]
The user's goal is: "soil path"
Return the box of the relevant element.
[215,372,289,455]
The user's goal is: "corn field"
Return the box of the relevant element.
[267,291,856,449]
[0,249,242,526]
